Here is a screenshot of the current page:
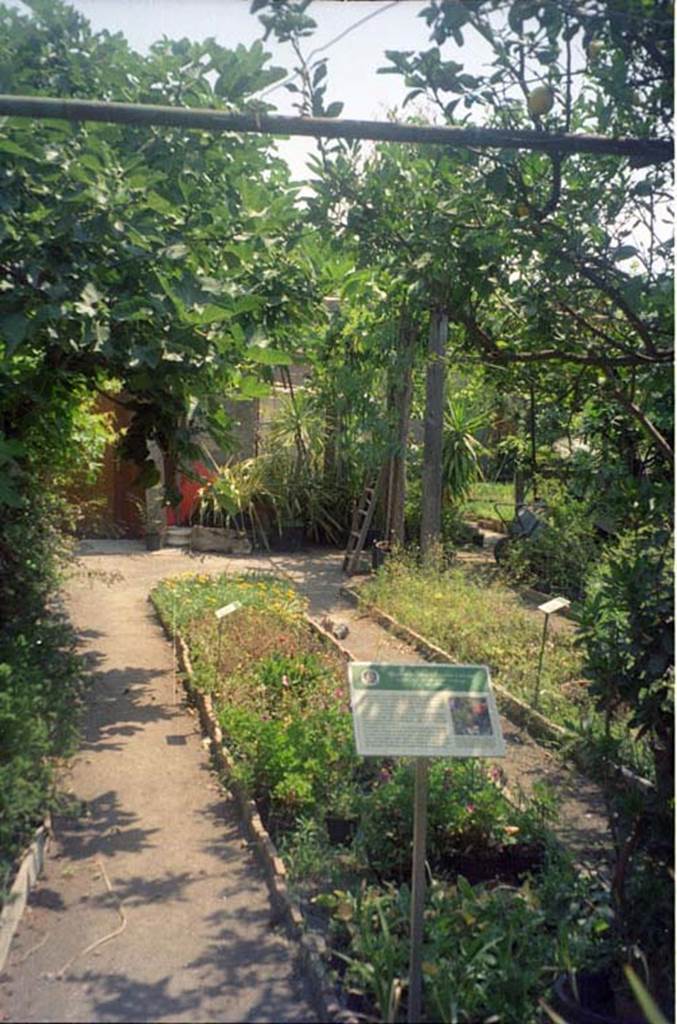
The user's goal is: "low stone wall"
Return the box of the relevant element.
[0,816,51,973]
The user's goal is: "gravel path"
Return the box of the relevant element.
[2,540,610,1023]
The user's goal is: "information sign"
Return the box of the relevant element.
[348,662,505,759]
[348,662,505,1023]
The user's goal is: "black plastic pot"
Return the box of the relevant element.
[269,525,305,552]
[551,973,644,1024]
[145,533,163,551]
[325,815,358,846]
[372,541,391,572]
[439,842,546,886]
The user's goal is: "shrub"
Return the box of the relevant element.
[499,483,601,600]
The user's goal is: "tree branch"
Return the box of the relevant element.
[576,262,659,357]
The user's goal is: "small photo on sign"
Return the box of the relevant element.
[449,695,493,736]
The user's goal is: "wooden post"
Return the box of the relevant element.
[386,317,416,546]
[534,612,550,710]
[420,310,448,558]
[408,757,429,1024]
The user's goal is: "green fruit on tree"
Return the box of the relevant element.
[515,202,530,218]
[527,85,554,116]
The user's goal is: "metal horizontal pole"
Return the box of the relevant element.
[0,94,672,163]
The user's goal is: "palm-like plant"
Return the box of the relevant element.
[442,398,488,503]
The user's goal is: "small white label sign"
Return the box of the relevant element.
[538,596,570,615]
[215,601,241,620]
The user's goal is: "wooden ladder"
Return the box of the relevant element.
[343,471,383,575]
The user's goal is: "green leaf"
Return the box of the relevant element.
[623,967,669,1024]
[162,243,190,260]
[0,139,38,160]
[485,167,510,196]
[232,295,262,316]
[0,475,23,508]
[612,245,638,261]
[1,313,28,354]
[189,304,234,325]
[145,192,175,215]
[247,346,293,365]
[74,282,104,317]
[325,101,344,119]
[235,375,272,399]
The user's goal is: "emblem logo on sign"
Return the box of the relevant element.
[360,668,380,686]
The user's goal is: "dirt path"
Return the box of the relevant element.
[2,540,610,1022]
[2,544,315,1024]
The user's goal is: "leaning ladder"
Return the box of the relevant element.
[343,469,384,575]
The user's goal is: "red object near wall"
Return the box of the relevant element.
[165,462,215,526]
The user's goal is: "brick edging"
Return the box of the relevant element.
[0,815,51,974]
[339,584,653,797]
[153,604,358,1024]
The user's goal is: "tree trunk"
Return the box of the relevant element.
[420,310,448,557]
[385,318,416,546]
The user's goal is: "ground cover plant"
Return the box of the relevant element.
[152,570,620,1022]
[360,552,653,783]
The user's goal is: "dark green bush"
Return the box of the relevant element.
[0,496,84,899]
[499,483,601,599]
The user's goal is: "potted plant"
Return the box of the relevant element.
[325,782,361,846]
[130,495,165,550]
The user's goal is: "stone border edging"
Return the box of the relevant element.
[0,815,51,974]
[340,584,653,797]
[153,605,358,1024]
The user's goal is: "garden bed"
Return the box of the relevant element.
[352,557,654,786]
[151,571,618,1023]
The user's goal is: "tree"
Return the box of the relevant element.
[379,0,673,467]
[0,0,324,497]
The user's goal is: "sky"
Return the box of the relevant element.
[67,0,495,177]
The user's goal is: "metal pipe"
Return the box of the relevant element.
[0,94,672,162]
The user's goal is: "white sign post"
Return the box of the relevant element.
[214,601,241,668]
[348,662,505,1024]
[534,596,571,710]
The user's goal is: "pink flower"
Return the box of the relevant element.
[281,675,290,688]
[465,803,476,814]
[378,767,393,784]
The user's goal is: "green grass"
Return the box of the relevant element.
[459,481,514,523]
[361,553,653,780]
